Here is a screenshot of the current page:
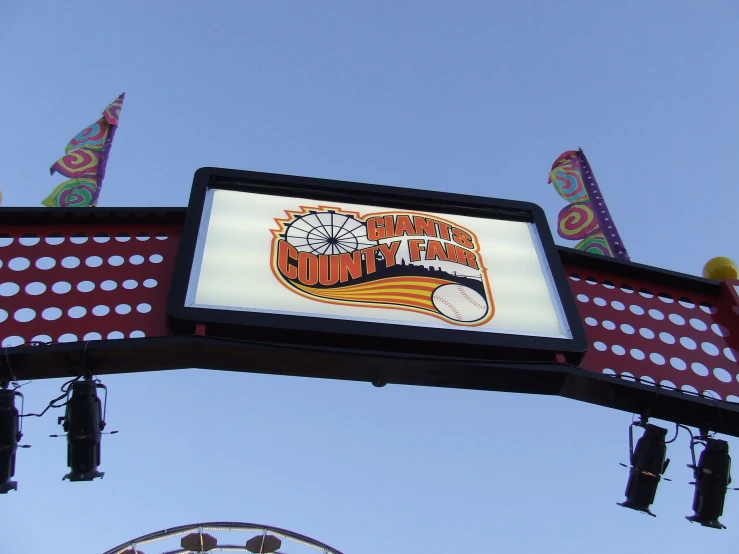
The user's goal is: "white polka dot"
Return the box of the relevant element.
[639,328,655,339]
[123,280,138,290]
[681,384,698,394]
[727,395,739,403]
[83,332,102,341]
[2,336,24,347]
[25,282,46,295]
[680,337,697,350]
[668,313,685,325]
[58,333,78,343]
[612,345,626,356]
[711,323,729,337]
[45,235,65,245]
[70,235,88,244]
[52,281,71,294]
[701,342,720,356]
[18,236,38,246]
[68,306,86,319]
[41,307,62,321]
[0,282,20,296]
[585,317,598,327]
[129,330,146,339]
[659,332,675,344]
[129,255,145,265]
[61,256,80,269]
[0,310,7,323]
[77,281,95,293]
[611,301,625,311]
[620,371,635,381]
[577,294,589,302]
[594,342,607,351]
[629,305,645,315]
[725,347,738,362]
[660,380,676,389]
[8,257,30,271]
[620,324,635,335]
[569,274,580,281]
[585,277,597,285]
[143,279,158,288]
[602,320,616,330]
[691,362,709,377]
[101,280,117,291]
[700,303,717,314]
[649,353,665,365]
[107,331,125,339]
[703,390,721,400]
[713,368,732,383]
[14,308,35,323]
[108,255,124,266]
[594,297,607,306]
[149,254,163,264]
[115,234,131,243]
[136,303,152,314]
[620,285,635,294]
[670,357,687,370]
[649,309,665,320]
[93,234,110,243]
[678,298,696,309]
[85,256,103,268]
[0,237,12,247]
[602,281,616,289]
[35,257,56,270]
[115,304,131,315]
[30,335,52,343]
[658,294,674,304]
[92,305,110,316]
[630,348,645,360]
[639,289,654,298]
[640,376,656,386]
[690,318,708,331]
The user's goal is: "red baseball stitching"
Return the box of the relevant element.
[434,296,463,320]
[455,284,487,310]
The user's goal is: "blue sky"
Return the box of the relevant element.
[2,1,739,552]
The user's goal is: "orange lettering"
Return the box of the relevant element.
[277,240,298,279]
[408,239,425,262]
[298,252,319,285]
[452,227,474,249]
[425,240,448,261]
[378,241,400,267]
[366,216,385,241]
[318,254,340,286]
[339,251,362,282]
[457,247,479,270]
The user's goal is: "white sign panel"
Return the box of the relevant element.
[185,189,572,340]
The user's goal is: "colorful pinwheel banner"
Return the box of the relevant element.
[548,149,629,260]
[43,93,125,207]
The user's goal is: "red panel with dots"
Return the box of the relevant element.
[0,224,178,346]
[3,213,739,409]
[561,264,739,405]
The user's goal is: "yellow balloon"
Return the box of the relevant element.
[702,257,739,280]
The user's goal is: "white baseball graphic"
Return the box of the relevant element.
[432,284,488,323]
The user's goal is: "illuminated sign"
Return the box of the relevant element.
[169,168,588,362]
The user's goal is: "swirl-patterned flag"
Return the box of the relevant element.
[41,179,98,208]
[43,93,125,207]
[50,149,102,179]
[548,149,629,260]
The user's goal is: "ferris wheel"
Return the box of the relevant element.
[101,521,344,554]
[283,210,376,255]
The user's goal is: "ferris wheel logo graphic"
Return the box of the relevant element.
[270,205,495,326]
[282,210,376,255]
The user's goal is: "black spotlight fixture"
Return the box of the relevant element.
[0,387,25,493]
[57,378,111,482]
[617,419,670,516]
[686,433,732,530]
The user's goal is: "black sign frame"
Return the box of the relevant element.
[168,167,589,364]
